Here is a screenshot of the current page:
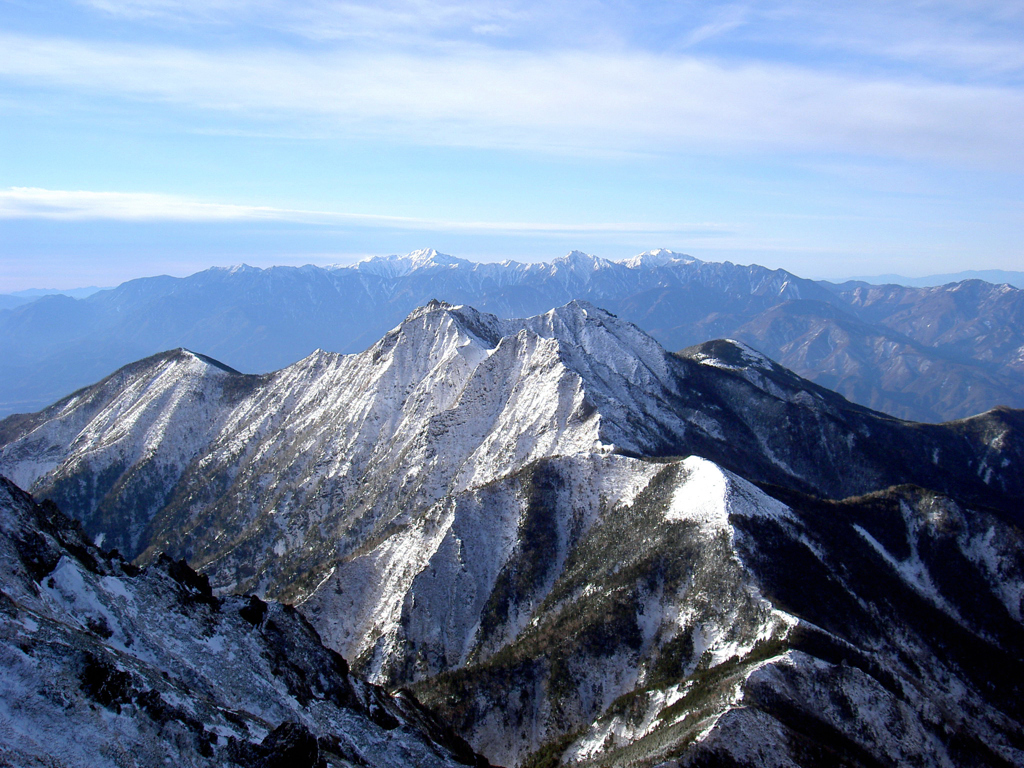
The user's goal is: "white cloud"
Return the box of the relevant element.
[0,187,727,237]
[0,187,281,221]
[749,1,1024,78]
[75,0,533,43]
[0,31,1021,167]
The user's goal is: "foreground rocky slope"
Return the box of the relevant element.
[0,476,488,768]
[2,249,1022,421]
[2,300,1023,766]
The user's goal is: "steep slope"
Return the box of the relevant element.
[0,294,31,310]
[0,476,489,768]
[725,299,1024,422]
[3,249,1023,421]
[2,301,1023,766]
[401,458,1024,767]
[3,301,1021,578]
[0,264,386,417]
[0,349,250,557]
[834,279,1024,373]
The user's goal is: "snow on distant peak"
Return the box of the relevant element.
[407,248,467,269]
[206,263,260,275]
[622,250,698,269]
[690,339,776,372]
[553,250,614,270]
[341,249,707,276]
[356,249,468,277]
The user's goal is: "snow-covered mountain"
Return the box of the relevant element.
[2,249,1022,422]
[2,300,1023,766]
[3,300,1020,570]
[407,458,1024,767]
[0,476,491,767]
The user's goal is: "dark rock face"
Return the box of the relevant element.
[253,722,324,768]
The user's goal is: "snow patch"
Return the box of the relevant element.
[666,457,731,529]
[666,457,793,530]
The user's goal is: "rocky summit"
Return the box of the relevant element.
[1,300,1022,766]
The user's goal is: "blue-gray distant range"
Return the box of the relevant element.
[1,249,1022,422]
[847,269,1024,289]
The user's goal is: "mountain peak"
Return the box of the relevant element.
[214,263,260,275]
[172,348,242,374]
[553,250,613,270]
[622,249,698,268]
[392,299,507,351]
[402,298,457,321]
[683,338,777,372]
[356,249,468,277]
[542,298,607,323]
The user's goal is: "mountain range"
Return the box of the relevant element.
[1,249,1022,422]
[2,300,1022,767]
[846,269,1024,289]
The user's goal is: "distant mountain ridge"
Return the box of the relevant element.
[0,285,108,311]
[6,285,109,298]
[842,269,1024,289]
[1,248,1022,422]
[2,300,1022,766]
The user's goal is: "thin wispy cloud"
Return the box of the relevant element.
[681,4,749,47]
[69,0,1024,78]
[77,0,254,23]
[0,31,1021,166]
[0,187,282,222]
[740,2,1024,80]
[0,187,728,237]
[75,0,533,45]
[2,0,1020,283]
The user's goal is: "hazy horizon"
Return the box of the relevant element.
[3,248,1023,295]
[2,1,1022,289]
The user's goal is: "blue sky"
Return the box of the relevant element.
[1,0,1022,289]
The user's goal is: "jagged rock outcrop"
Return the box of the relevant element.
[0,476,490,767]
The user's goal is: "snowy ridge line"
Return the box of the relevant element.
[1,297,1022,611]
[4,246,1024,425]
